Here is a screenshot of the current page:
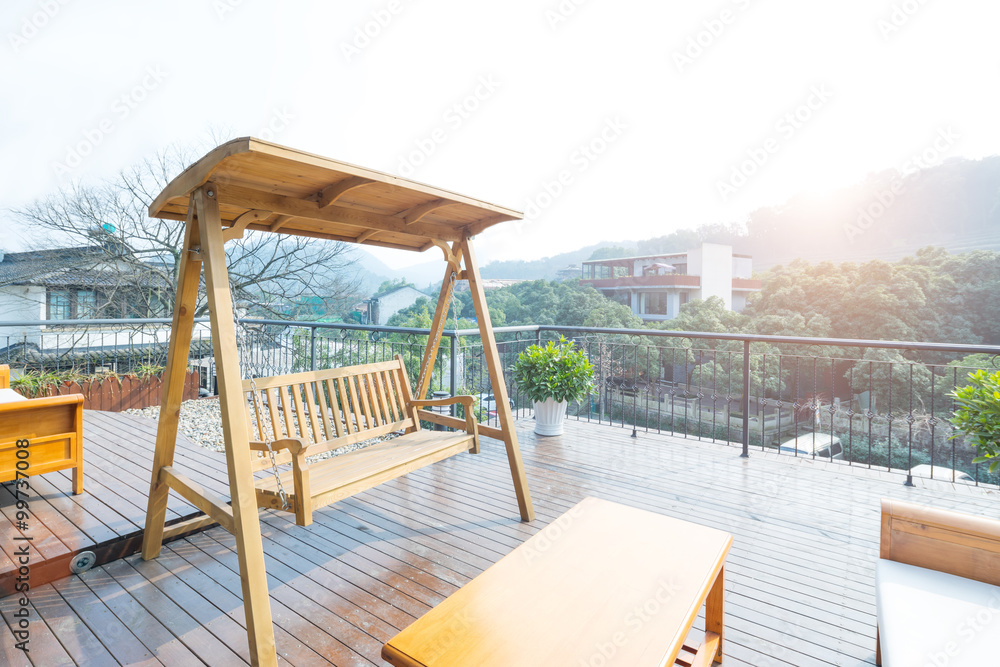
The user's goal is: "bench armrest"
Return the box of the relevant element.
[410,395,476,409]
[411,396,479,453]
[249,438,307,455]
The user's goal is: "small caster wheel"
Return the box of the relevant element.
[70,551,97,574]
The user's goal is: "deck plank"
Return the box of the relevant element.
[0,411,230,597]
[102,558,244,667]
[2,414,998,664]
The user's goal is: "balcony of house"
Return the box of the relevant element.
[731,277,763,291]
[581,274,702,290]
[0,319,998,665]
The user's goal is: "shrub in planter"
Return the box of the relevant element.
[949,369,1000,473]
[512,338,595,436]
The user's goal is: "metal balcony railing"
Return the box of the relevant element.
[1,317,997,486]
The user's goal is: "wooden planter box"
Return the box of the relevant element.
[31,371,200,412]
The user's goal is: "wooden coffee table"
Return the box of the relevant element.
[382,497,733,667]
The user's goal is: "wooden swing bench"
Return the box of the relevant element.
[245,356,478,526]
[142,138,535,666]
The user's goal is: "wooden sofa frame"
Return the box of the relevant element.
[242,355,479,527]
[0,365,85,494]
[877,498,1000,665]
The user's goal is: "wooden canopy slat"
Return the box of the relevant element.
[149,138,521,250]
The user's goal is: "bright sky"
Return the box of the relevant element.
[2,0,998,268]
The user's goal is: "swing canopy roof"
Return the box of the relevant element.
[149,137,522,252]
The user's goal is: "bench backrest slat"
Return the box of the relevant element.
[325,378,344,439]
[304,382,323,443]
[359,374,375,429]
[243,358,417,471]
[395,363,417,421]
[375,372,390,424]
[335,377,354,435]
[382,372,399,423]
[367,373,384,428]
[266,387,282,441]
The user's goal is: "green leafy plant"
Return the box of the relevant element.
[11,370,64,398]
[132,363,166,379]
[512,338,595,404]
[949,369,1000,473]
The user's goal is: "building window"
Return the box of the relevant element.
[77,290,96,318]
[680,292,689,306]
[48,290,72,320]
[641,292,667,315]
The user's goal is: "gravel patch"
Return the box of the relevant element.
[126,397,397,462]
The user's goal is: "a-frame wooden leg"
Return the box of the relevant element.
[196,185,278,666]
[414,244,461,402]
[143,198,203,559]
[459,237,534,522]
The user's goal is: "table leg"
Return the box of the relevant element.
[706,565,725,664]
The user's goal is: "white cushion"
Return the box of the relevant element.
[876,559,1000,666]
[0,388,26,403]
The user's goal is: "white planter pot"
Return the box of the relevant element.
[533,397,568,436]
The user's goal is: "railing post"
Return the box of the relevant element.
[449,333,458,417]
[741,339,751,458]
[309,326,317,371]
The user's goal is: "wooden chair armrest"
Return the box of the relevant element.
[249,438,307,455]
[0,393,85,411]
[410,395,476,409]
[413,403,480,454]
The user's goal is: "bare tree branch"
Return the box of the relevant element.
[12,144,364,322]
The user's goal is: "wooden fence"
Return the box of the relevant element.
[44,371,201,411]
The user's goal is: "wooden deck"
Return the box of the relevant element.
[1,411,997,666]
[0,411,231,598]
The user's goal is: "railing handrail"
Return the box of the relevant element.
[3,315,998,480]
[3,317,999,356]
[0,318,209,327]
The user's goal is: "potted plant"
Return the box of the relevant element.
[949,369,1000,473]
[512,338,595,436]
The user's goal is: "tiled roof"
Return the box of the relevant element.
[0,246,171,289]
[369,285,423,300]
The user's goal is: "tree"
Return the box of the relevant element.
[375,278,416,295]
[587,245,634,261]
[13,144,361,320]
[661,296,747,334]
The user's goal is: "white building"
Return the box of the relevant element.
[581,243,760,322]
[0,246,181,363]
[361,285,427,325]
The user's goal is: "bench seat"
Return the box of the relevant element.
[256,429,474,511]
[876,559,999,666]
[245,355,479,526]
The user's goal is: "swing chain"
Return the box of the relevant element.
[230,292,291,512]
